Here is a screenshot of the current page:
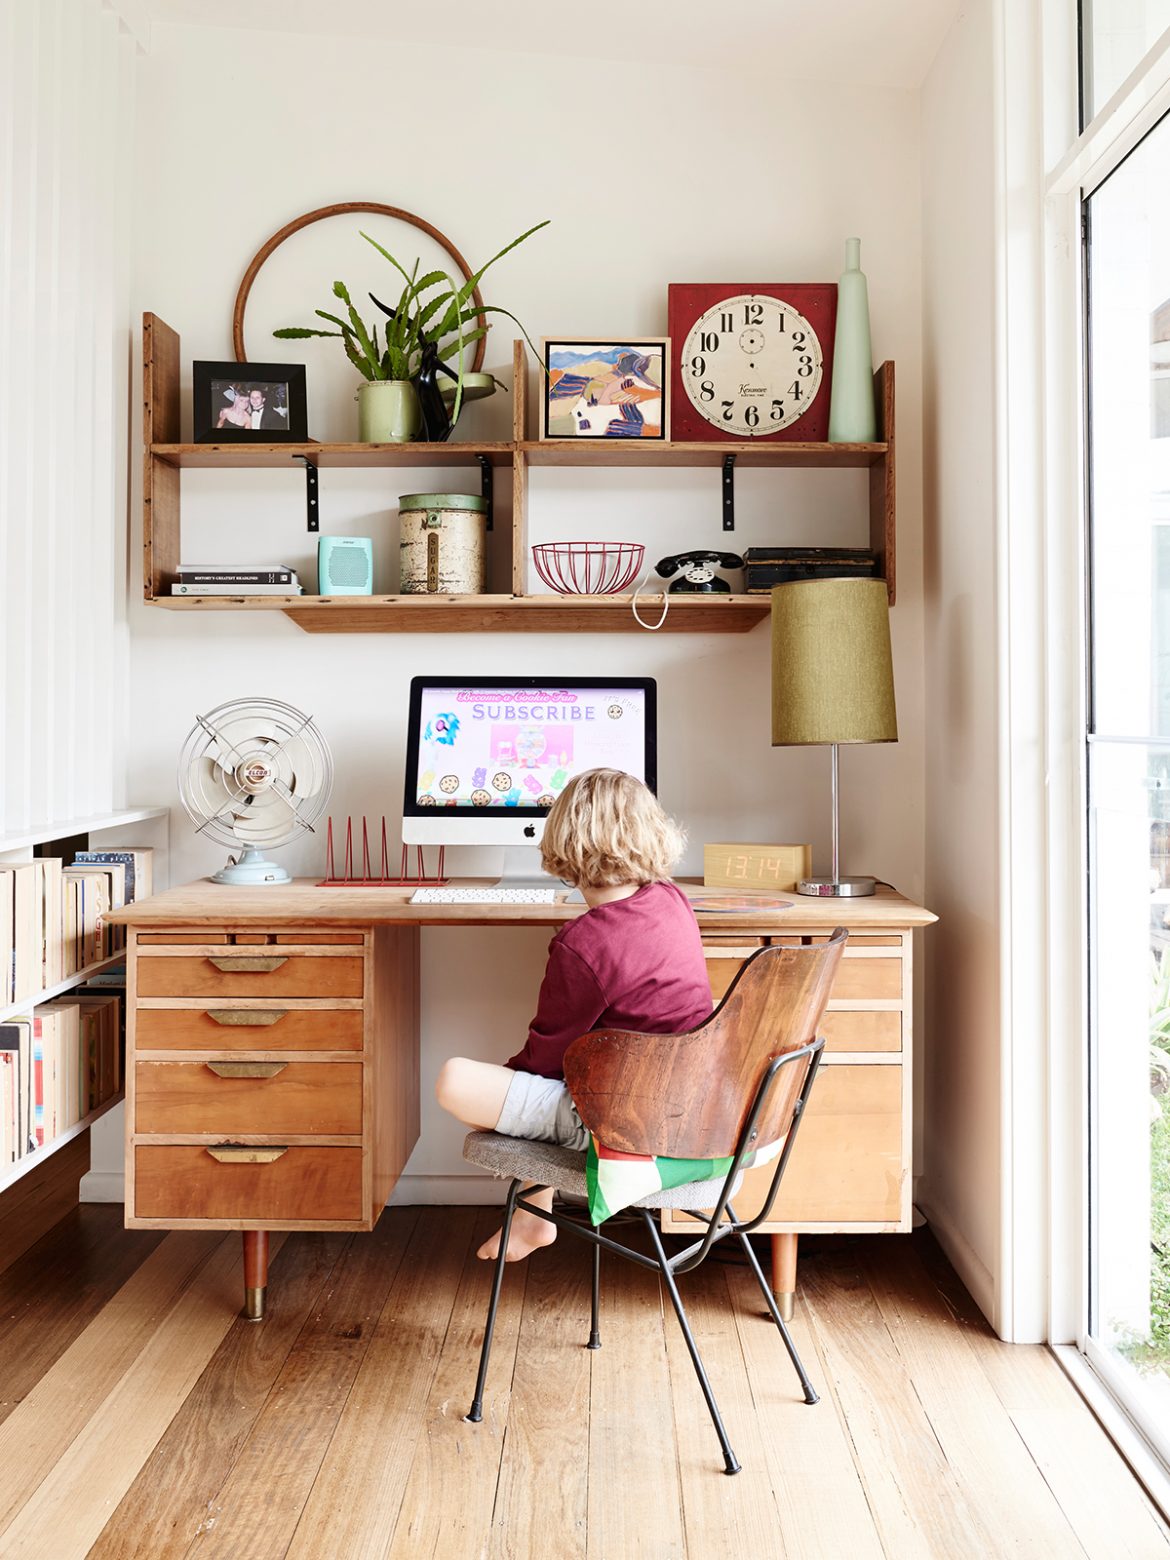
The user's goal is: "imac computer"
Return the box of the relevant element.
[402,676,657,887]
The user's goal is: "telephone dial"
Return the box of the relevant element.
[654,550,744,594]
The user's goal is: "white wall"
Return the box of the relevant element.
[130,23,928,1198]
[0,0,137,836]
[920,2,1003,1322]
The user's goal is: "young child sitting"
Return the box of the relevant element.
[435,767,713,1263]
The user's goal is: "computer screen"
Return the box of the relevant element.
[402,677,657,848]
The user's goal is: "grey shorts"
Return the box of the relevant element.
[495,1068,590,1152]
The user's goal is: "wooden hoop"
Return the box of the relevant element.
[232,201,488,371]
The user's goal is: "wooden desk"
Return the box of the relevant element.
[109,880,935,1319]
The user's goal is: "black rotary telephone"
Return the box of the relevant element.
[654,549,744,594]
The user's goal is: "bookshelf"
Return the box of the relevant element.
[142,317,896,633]
[0,1095,123,1195]
[1,808,167,1194]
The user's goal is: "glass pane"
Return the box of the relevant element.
[1082,1,1170,122]
[1086,108,1170,1454]
[1088,112,1170,738]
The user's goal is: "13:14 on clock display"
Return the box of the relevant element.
[681,293,824,437]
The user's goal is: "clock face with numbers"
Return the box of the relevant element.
[667,283,838,442]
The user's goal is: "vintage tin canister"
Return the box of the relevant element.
[399,492,488,595]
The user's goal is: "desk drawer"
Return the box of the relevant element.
[134,1008,364,1052]
[662,1064,904,1231]
[821,1010,902,1053]
[134,1144,363,1222]
[830,955,902,1002]
[134,1060,363,1136]
[136,955,364,1000]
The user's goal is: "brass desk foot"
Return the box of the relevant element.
[770,1232,798,1324]
[242,1230,269,1322]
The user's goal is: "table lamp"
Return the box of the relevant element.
[771,577,897,897]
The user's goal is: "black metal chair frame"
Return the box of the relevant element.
[466,1036,826,1476]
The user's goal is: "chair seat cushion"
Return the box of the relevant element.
[463,1130,743,1211]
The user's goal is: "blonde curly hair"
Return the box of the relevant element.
[540,768,685,888]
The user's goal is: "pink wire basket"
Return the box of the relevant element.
[532,541,645,595]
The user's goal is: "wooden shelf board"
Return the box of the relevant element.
[286,594,769,634]
[147,592,770,633]
[0,1094,123,1195]
[521,439,887,468]
[151,441,514,469]
[0,952,127,1025]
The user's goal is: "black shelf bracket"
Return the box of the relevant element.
[478,453,494,531]
[293,455,320,533]
[722,454,736,531]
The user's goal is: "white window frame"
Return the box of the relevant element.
[1017,0,1170,1500]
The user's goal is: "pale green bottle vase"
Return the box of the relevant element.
[828,237,877,443]
[357,379,421,443]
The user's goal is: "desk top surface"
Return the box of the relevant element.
[109,878,937,934]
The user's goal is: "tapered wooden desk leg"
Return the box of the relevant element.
[243,1230,269,1321]
[770,1233,798,1322]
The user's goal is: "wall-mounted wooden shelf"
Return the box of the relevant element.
[142,315,896,632]
[147,592,772,634]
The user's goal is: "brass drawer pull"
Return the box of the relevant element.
[206,1009,288,1027]
[206,1144,288,1164]
[207,955,288,974]
[205,1061,289,1080]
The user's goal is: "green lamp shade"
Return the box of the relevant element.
[771,578,897,746]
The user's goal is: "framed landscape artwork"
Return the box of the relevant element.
[540,338,670,440]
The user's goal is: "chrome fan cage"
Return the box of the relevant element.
[177,697,333,855]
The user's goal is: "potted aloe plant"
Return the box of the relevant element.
[274,220,548,442]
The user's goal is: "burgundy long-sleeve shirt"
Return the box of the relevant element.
[505,880,714,1079]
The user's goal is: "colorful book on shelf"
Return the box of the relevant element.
[170,581,302,595]
[10,864,40,1003]
[176,564,297,585]
[0,869,12,1007]
[73,847,153,909]
[62,869,111,971]
[0,1022,27,1163]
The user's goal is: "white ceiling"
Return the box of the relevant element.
[140,0,962,89]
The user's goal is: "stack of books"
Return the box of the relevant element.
[1,847,152,1004]
[1,994,122,1162]
[170,564,301,596]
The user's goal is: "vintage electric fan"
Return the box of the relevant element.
[178,698,333,885]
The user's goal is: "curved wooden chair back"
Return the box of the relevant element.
[563,928,847,1160]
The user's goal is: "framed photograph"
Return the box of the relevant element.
[193,361,308,443]
[540,338,670,440]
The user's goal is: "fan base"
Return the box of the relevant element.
[212,849,291,887]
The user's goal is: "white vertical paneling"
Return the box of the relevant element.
[0,0,136,836]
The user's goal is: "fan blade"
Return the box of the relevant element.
[197,755,241,809]
[230,791,298,842]
[276,734,326,798]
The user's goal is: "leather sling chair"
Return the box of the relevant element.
[462,928,847,1475]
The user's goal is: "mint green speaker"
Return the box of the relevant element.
[318,535,373,596]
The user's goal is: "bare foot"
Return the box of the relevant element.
[477,1208,558,1262]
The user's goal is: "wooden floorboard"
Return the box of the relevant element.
[0,1213,1166,1559]
[283,1207,470,1560]
[89,1232,352,1560]
[0,1131,91,1280]
[0,1206,165,1426]
[489,1220,590,1560]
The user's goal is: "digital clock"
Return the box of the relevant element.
[703,843,812,893]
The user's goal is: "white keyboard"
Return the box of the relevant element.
[410,886,557,905]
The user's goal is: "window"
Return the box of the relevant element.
[1081,1,1170,122]
[1086,105,1170,1457]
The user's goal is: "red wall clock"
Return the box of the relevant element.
[667,283,837,441]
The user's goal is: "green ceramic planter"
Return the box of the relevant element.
[357,380,421,443]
